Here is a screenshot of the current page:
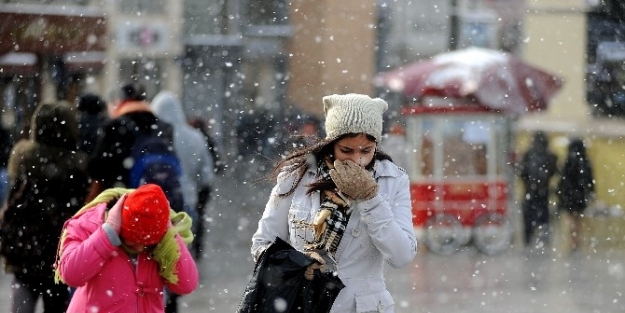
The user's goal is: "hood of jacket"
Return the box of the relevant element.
[151,91,187,127]
[30,102,80,151]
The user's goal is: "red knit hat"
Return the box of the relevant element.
[120,184,170,245]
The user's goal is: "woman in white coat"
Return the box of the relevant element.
[251,93,417,313]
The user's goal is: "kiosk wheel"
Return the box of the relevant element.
[424,213,462,255]
[473,212,513,255]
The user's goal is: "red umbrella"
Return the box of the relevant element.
[374,47,564,114]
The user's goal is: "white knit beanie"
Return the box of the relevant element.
[323,93,388,142]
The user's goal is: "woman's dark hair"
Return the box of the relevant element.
[77,93,107,114]
[269,133,392,197]
[119,82,147,101]
[568,138,586,155]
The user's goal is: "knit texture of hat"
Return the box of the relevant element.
[323,94,388,142]
[121,184,170,245]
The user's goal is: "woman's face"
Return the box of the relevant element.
[332,134,376,166]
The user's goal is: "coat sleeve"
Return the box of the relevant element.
[87,119,132,183]
[6,140,29,185]
[58,220,120,287]
[199,144,215,187]
[196,133,215,188]
[356,172,417,268]
[164,234,199,295]
[250,171,296,262]
[584,159,596,193]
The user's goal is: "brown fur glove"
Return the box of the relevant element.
[329,160,379,200]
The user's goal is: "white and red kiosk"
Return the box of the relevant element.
[375,48,564,255]
[401,103,514,255]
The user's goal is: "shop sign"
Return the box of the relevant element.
[0,11,107,54]
[116,21,177,55]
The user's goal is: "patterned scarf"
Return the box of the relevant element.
[302,158,352,258]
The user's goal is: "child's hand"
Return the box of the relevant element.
[106,194,128,234]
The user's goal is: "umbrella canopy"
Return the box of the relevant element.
[374,47,564,114]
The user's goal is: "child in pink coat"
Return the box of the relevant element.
[55,184,199,313]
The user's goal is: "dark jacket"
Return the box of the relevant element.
[0,124,11,168]
[77,93,108,155]
[2,102,89,275]
[87,108,174,190]
[519,132,558,201]
[518,132,558,225]
[557,138,595,213]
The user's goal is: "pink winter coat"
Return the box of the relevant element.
[57,203,199,313]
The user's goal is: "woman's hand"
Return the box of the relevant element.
[329,160,378,200]
[303,251,325,280]
[105,194,127,234]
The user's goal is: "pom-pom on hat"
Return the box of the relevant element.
[323,93,388,142]
[121,184,170,245]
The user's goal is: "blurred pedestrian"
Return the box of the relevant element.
[151,91,214,313]
[250,93,417,312]
[0,122,12,207]
[0,102,89,313]
[188,117,225,174]
[151,92,215,222]
[76,93,109,156]
[557,138,595,252]
[235,108,274,157]
[85,82,185,214]
[380,122,409,170]
[290,115,322,149]
[518,131,558,247]
[55,184,199,312]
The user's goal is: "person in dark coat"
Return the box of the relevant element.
[76,93,108,156]
[557,138,595,251]
[85,82,176,203]
[518,131,558,247]
[0,123,12,207]
[0,101,90,313]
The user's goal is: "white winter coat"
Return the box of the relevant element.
[252,159,417,313]
[151,91,215,209]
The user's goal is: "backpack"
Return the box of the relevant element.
[127,120,186,213]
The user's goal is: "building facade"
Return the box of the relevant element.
[0,2,108,134]
[518,0,625,249]
[0,0,385,156]
[0,0,184,136]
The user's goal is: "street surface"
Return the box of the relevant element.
[1,157,624,312]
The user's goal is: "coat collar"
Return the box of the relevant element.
[112,100,152,118]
